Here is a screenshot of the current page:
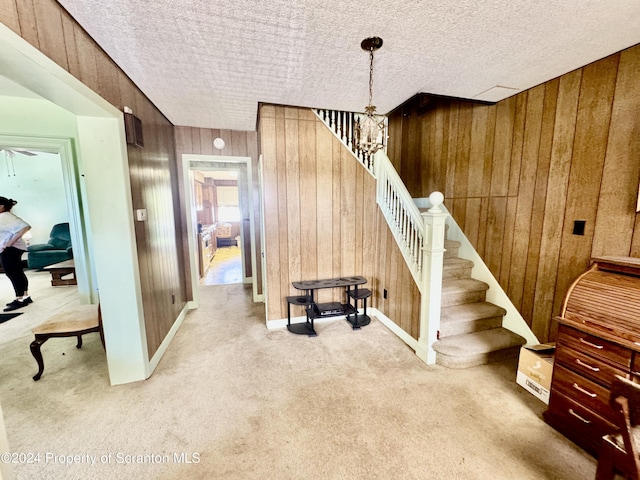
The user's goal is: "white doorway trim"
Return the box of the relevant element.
[182,154,261,304]
[0,134,96,304]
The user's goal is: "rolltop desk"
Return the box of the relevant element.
[543,256,640,456]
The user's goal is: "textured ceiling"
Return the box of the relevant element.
[56,0,640,132]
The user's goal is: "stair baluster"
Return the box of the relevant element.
[315,107,530,367]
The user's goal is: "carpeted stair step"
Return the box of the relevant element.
[442,257,474,280]
[440,302,507,337]
[441,278,488,306]
[444,239,460,259]
[432,327,527,369]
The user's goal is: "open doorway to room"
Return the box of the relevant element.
[0,146,81,343]
[194,169,243,285]
[182,154,262,304]
[0,137,96,304]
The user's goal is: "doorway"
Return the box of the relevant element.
[195,169,244,286]
[0,137,94,304]
[182,154,261,305]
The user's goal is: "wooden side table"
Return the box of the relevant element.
[43,260,76,286]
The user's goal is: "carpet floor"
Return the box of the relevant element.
[0,283,597,479]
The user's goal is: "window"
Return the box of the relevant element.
[216,186,239,222]
[217,206,240,222]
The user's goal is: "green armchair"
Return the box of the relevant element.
[27,223,73,270]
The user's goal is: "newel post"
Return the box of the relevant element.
[416,191,448,364]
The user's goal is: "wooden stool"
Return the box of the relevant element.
[346,288,371,329]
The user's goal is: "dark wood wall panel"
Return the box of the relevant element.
[388,44,640,342]
[314,119,333,304]
[2,0,187,358]
[593,48,640,257]
[530,70,581,340]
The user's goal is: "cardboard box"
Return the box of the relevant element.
[516,343,555,404]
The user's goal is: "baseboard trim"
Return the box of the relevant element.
[147,304,189,377]
[370,308,420,353]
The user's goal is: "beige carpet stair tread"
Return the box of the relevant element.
[444,240,460,258]
[443,257,474,269]
[442,258,474,280]
[442,278,489,294]
[441,302,507,324]
[432,328,526,356]
[442,257,473,277]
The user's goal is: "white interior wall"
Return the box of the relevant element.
[0,96,77,243]
[0,150,67,244]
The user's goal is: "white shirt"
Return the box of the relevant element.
[0,211,30,251]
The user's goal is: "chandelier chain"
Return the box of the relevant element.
[368,48,374,107]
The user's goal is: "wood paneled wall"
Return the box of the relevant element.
[258,105,420,337]
[259,106,370,319]
[1,0,187,358]
[373,209,422,339]
[174,126,261,297]
[388,45,640,342]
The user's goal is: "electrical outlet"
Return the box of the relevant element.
[136,208,147,221]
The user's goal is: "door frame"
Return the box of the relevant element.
[182,154,261,304]
[0,135,96,303]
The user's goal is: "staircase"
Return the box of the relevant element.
[432,237,527,368]
[313,108,535,369]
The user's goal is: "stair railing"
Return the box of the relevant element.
[314,109,378,175]
[373,150,428,290]
[375,153,448,362]
[314,108,426,288]
[314,108,449,363]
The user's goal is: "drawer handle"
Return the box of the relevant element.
[568,408,592,424]
[575,358,600,372]
[572,382,597,398]
[579,337,603,349]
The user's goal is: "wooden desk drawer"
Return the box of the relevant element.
[551,364,614,420]
[545,390,616,456]
[557,324,632,368]
[555,344,625,388]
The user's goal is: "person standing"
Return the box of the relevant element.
[0,197,32,312]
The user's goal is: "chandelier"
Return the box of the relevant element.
[357,36,385,155]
